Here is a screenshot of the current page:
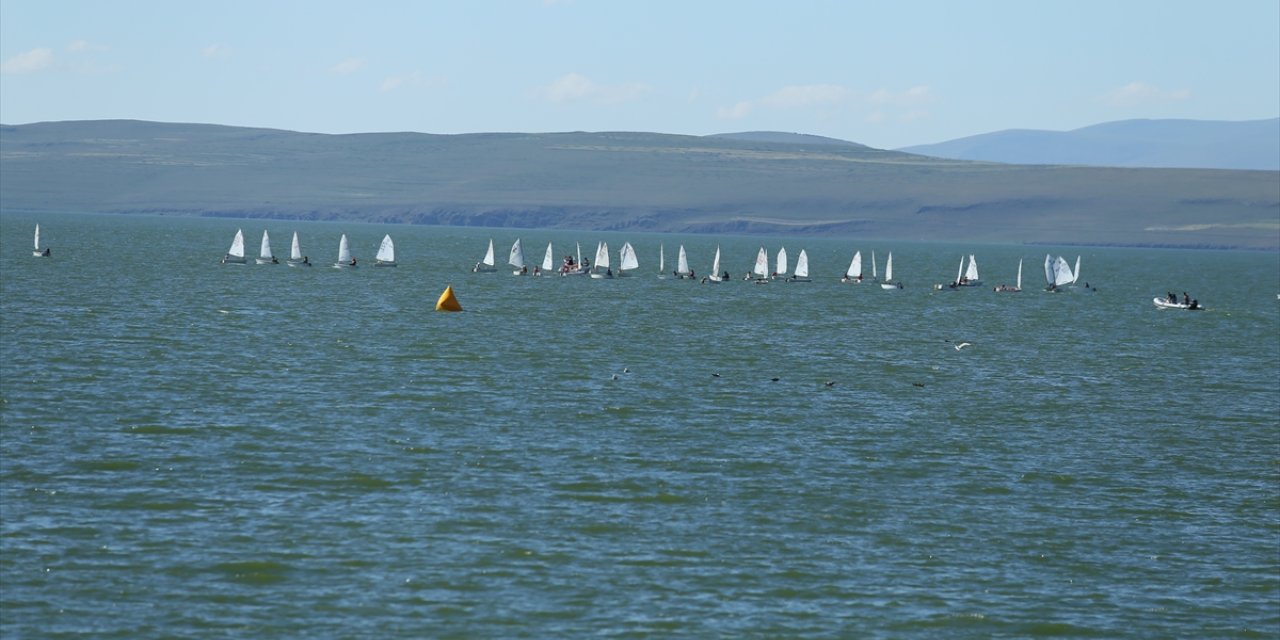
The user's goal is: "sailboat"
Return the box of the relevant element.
[871,251,879,282]
[773,246,788,279]
[590,241,613,279]
[657,244,667,279]
[994,259,1023,292]
[935,255,966,290]
[561,242,589,276]
[706,246,728,282]
[286,232,311,267]
[751,247,770,283]
[509,238,527,275]
[255,230,278,264]
[374,234,397,267]
[221,229,247,265]
[32,224,49,257]
[1044,254,1074,291]
[958,254,981,286]
[618,241,639,276]
[675,245,692,279]
[539,242,554,276]
[472,239,497,272]
[880,252,901,289]
[788,249,812,282]
[841,251,863,283]
[333,233,357,268]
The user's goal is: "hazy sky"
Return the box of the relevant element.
[2,0,1277,149]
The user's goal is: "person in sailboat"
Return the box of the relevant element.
[303,256,310,265]
[350,257,357,266]
[533,266,540,276]
[42,247,51,257]
[521,265,528,275]
[723,270,730,280]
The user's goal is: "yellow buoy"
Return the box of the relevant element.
[435,285,462,312]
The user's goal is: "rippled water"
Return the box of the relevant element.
[2,212,1278,638]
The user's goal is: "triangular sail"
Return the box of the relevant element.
[337,234,351,263]
[1044,254,1054,286]
[955,256,965,285]
[775,247,788,276]
[229,229,246,258]
[659,244,665,273]
[291,232,303,260]
[846,251,862,278]
[482,239,496,267]
[542,242,554,272]
[1053,256,1074,286]
[377,234,395,263]
[711,246,722,275]
[1072,256,1081,284]
[965,254,979,282]
[34,224,40,251]
[508,238,524,268]
[260,230,273,259]
[595,241,610,270]
[885,253,894,281]
[795,250,810,278]
[1016,258,1023,290]
[676,245,689,275]
[619,242,639,271]
[753,247,769,278]
[872,251,878,279]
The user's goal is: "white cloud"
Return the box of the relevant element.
[1102,82,1190,107]
[330,58,367,75]
[380,72,425,92]
[535,72,651,105]
[716,101,753,119]
[202,44,231,59]
[760,84,853,109]
[1,48,54,74]
[869,85,933,106]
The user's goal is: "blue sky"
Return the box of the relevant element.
[2,0,1277,149]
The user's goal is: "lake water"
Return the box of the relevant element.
[2,212,1278,638]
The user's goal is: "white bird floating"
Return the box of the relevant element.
[953,342,973,351]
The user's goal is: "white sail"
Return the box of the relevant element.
[753,247,769,279]
[1072,256,1081,284]
[794,249,810,279]
[291,232,303,260]
[775,246,788,277]
[1053,256,1074,287]
[880,252,897,289]
[619,242,639,272]
[659,244,665,275]
[846,251,862,278]
[965,254,980,282]
[1044,254,1055,286]
[872,251,878,279]
[676,245,690,275]
[33,224,39,251]
[711,246,722,276]
[337,234,351,262]
[595,241,610,269]
[509,238,524,268]
[1016,258,1023,290]
[542,242,554,272]
[955,256,966,285]
[259,230,274,260]
[483,239,496,267]
[373,235,394,264]
[223,228,247,263]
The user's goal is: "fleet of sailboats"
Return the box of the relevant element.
[202,230,1109,300]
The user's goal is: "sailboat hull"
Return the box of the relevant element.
[286,259,312,267]
[375,261,397,267]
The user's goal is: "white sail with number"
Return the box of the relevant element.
[619,241,639,275]
[509,238,525,274]
[375,234,396,267]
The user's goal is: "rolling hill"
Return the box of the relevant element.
[899,118,1280,171]
[1,119,1277,249]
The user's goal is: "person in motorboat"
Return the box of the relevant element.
[1183,292,1190,305]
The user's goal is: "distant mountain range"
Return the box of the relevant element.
[1,119,1277,249]
[899,118,1279,171]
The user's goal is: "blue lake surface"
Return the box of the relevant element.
[2,212,1278,638]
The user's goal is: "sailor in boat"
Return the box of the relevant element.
[350,257,357,266]
[303,256,310,265]
[533,266,541,276]
[42,248,51,257]
[521,265,528,275]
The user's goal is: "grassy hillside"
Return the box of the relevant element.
[2,120,1277,249]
